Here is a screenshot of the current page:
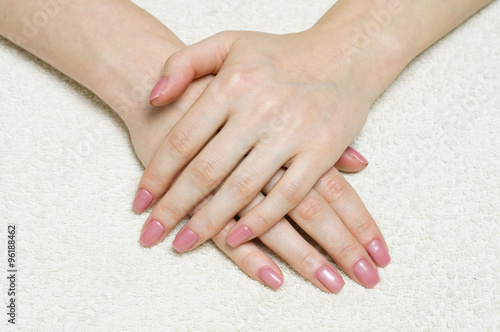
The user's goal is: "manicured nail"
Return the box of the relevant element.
[367,239,391,268]
[259,267,283,290]
[149,76,168,105]
[354,259,380,288]
[346,146,368,165]
[227,226,252,247]
[140,220,165,248]
[172,228,198,253]
[316,266,345,293]
[133,189,153,213]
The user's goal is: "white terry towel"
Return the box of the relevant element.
[0,0,499,330]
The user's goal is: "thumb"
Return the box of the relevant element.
[149,31,240,106]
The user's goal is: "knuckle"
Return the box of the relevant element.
[155,204,183,225]
[190,159,219,188]
[297,251,318,273]
[240,250,261,271]
[220,69,255,93]
[166,52,184,67]
[211,221,235,243]
[335,241,358,261]
[351,217,374,240]
[278,181,304,205]
[320,172,348,204]
[253,212,274,229]
[143,167,169,192]
[297,195,324,221]
[229,173,256,200]
[168,130,194,158]
[192,212,217,236]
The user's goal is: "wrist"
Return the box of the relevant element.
[90,31,184,127]
[307,0,415,103]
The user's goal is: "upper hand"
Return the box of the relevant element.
[138,30,376,251]
[128,74,388,291]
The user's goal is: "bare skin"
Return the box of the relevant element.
[138,0,492,277]
[1,0,389,291]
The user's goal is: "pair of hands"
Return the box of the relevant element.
[131,30,390,292]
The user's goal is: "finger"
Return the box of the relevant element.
[149,126,256,252]
[314,167,391,268]
[133,87,228,214]
[173,143,291,252]
[211,220,284,290]
[262,169,380,288]
[236,191,345,293]
[188,194,284,290]
[149,31,241,106]
[178,194,284,290]
[226,155,327,247]
[334,147,369,173]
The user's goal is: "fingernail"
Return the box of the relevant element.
[367,239,391,268]
[346,147,368,165]
[140,220,165,248]
[259,267,283,290]
[133,189,153,213]
[316,266,345,293]
[149,76,168,105]
[353,259,380,288]
[227,226,252,247]
[172,228,198,253]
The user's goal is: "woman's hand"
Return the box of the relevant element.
[138,29,381,253]
[130,75,389,290]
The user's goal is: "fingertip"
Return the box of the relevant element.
[346,147,368,165]
[149,76,168,105]
[367,239,391,268]
[258,266,284,290]
[172,228,199,253]
[227,226,252,247]
[133,188,153,213]
[316,266,345,294]
[140,220,165,248]
[335,147,369,173]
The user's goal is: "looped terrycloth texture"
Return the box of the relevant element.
[0,0,498,330]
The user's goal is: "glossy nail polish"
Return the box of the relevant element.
[354,259,380,288]
[316,266,345,293]
[149,76,168,104]
[367,239,391,268]
[133,189,153,213]
[140,220,165,248]
[227,226,252,247]
[346,146,368,165]
[172,228,198,253]
[259,267,283,290]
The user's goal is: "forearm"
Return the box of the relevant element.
[0,0,184,121]
[311,0,492,101]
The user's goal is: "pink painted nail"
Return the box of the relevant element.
[140,220,165,248]
[354,259,380,288]
[346,146,368,165]
[316,266,345,293]
[227,226,252,247]
[259,267,283,290]
[172,228,198,253]
[133,189,153,213]
[367,239,391,268]
[149,76,168,104]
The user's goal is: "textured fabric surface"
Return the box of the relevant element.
[0,0,499,330]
